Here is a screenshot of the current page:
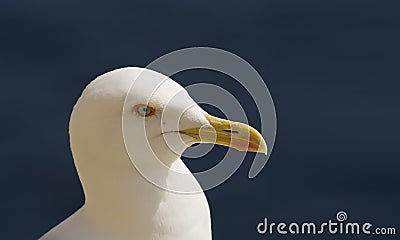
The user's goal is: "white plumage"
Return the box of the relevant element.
[40,67,266,240]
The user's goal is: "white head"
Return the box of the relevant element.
[69,67,267,203]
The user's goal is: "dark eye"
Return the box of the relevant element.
[134,104,156,118]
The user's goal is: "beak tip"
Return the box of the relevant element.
[257,139,268,155]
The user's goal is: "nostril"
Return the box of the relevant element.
[223,129,239,134]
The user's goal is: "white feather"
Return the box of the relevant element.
[40,67,212,240]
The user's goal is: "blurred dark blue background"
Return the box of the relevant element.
[1,0,399,239]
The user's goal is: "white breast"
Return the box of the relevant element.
[39,160,212,240]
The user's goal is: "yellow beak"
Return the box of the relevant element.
[180,114,267,154]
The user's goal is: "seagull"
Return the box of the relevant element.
[39,67,267,240]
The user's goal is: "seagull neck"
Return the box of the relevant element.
[81,156,174,234]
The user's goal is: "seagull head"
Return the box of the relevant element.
[69,67,266,196]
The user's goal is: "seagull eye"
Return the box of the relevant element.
[134,104,156,118]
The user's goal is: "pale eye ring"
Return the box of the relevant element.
[134,104,156,118]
